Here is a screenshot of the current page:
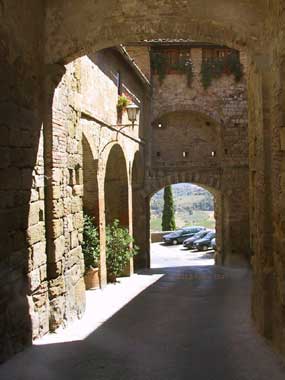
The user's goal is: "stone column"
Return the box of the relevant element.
[97,166,107,287]
[44,63,86,331]
[123,180,134,276]
[133,192,151,270]
[248,54,275,341]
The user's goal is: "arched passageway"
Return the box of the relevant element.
[150,183,217,268]
[104,144,129,227]
[1,0,285,363]
[82,135,99,223]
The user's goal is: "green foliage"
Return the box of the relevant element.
[150,52,168,84]
[150,52,194,87]
[117,95,130,111]
[162,185,176,231]
[106,219,138,281]
[150,184,215,231]
[82,214,100,272]
[201,54,243,89]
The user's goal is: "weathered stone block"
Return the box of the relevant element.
[49,296,65,331]
[52,218,64,238]
[49,276,65,299]
[53,235,66,262]
[52,200,65,218]
[52,186,61,199]
[27,222,45,246]
[32,241,46,268]
[70,230,79,249]
[28,268,41,292]
[28,201,40,226]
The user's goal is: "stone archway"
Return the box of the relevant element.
[145,167,249,268]
[45,1,266,64]
[82,135,99,223]
[146,175,223,263]
[104,144,129,227]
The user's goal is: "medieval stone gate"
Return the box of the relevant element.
[1,0,285,362]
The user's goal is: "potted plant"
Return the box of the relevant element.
[82,214,100,290]
[117,95,130,123]
[106,219,138,283]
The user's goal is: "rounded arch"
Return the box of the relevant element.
[145,171,221,199]
[45,1,265,64]
[82,134,99,223]
[132,150,144,190]
[104,144,129,226]
[152,105,224,127]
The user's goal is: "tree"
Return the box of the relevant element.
[162,185,176,231]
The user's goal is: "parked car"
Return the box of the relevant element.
[183,229,210,249]
[211,238,216,250]
[194,231,216,251]
[163,226,206,245]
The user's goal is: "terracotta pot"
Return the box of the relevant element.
[84,267,100,290]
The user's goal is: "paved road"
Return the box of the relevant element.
[151,241,215,267]
[1,243,285,380]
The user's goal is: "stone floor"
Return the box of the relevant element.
[1,243,285,380]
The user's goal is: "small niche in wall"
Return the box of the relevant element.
[39,208,44,222]
[156,152,161,157]
[75,165,81,184]
[68,169,74,186]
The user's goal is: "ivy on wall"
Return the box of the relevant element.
[201,54,243,89]
[150,52,194,87]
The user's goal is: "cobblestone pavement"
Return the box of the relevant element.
[1,243,285,380]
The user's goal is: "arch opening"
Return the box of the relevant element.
[104,144,129,227]
[150,183,218,268]
[82,135,99,223]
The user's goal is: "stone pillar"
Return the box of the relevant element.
[97,167,107,287]
[123,180,134,276]
[248,55,275,341]
[216,167,250,268]
[214,191,223,265]
[222,188,250,267]
[44,63,86,332]
[0,3,45,361]
[133,193,151,270]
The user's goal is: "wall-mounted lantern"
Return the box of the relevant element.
[126,103,140,126]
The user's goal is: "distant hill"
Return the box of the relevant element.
[150,183,215,231]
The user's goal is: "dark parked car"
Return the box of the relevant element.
[183,229,210,249]
[194,231,216,251]
[211,238,216,250]
[163,226,206,245]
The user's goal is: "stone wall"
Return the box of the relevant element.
[0,1,46,362]
[147,46,250,266]
[1,0,285,363]
[45,48,148,335]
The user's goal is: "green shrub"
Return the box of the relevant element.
[106,219,138,281]
[82,214,100,272]
[162,185,176,231]
[201,55,243,89]
[117,95,130,110]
